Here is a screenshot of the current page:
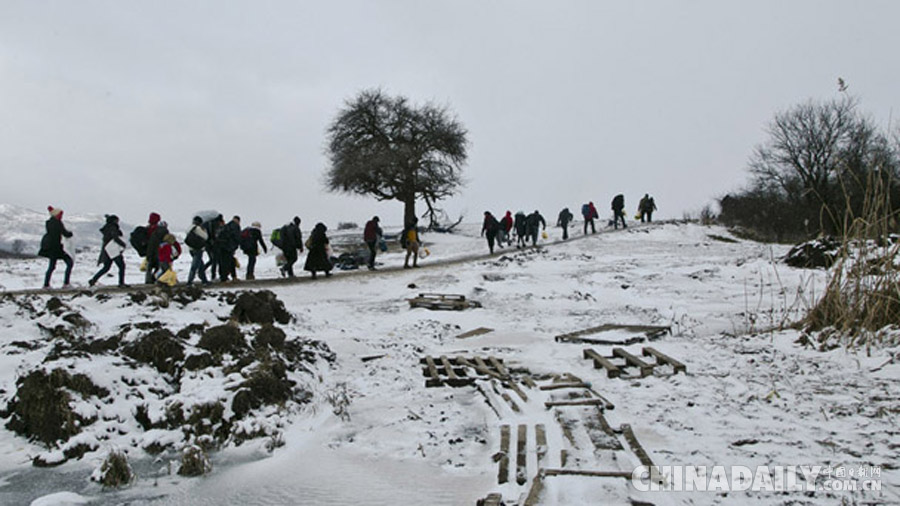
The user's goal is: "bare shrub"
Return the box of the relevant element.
[92,449,134,488]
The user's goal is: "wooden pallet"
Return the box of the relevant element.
[419,355,508,387]
[555,323,671,345]
[407,293,482,311]
[583,346,687,378]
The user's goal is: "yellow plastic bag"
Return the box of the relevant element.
[541,231,548,240]
[140,258,148,272]
[420,247,431,258]
[634,214,641,220]
[158,268,177,287]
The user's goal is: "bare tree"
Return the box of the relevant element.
[325,89,468,227]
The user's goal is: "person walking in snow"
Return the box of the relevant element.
[304,222,333,279]
[639,194,657,223]
[481,211,502,254]
[363,216,383,270]
[240,221,267,280]
[144,213,168,284]
[89,214,127,287]
[280,216,304,278]
[611,194,627,229]
[185,216,210,286]
[499,210,513,246]
[526,210,546,246]
[402,217,420,268]
[203,214,223,280]
[514,211,528,249]
[39,206,74,289]
[157,233,182,281]
[557,207,574,240]
[217,215,241,282]
[582,201,599,235]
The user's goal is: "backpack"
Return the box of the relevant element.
[240,228,256,254]
[399,227,409,248]
[185,227,206,250]
[130,226,149,257]
[270,228,283,248]
[581,203,591,217]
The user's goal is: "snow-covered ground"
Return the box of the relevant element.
[0,222,897,505]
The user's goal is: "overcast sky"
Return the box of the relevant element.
[1,1,899,230]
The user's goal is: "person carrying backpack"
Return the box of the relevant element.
[611,194,627,229]
[240,221,267,280]
[304,222,333,279]
[89,214,127,287]
[39,206,74,289]
[514,211,528,249]
[639,194,658,223]
[185,216,210,286]
[280,216,304,277]
[557,207,574,240]
[481,211,502,254]
[144,213,169,284]
[526,210,546,246]
[402,217,420,268]
[363,216,382,270]
[582,201,598,234]
[203,215,223,280]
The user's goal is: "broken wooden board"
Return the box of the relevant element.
[555,323,671,345]
[419,355,508,387]
[407,293,482,311]
[642,346,687,374]
[583,346,686,380]
[456,326,494,339]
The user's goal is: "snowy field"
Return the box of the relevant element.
[0,222,897,505]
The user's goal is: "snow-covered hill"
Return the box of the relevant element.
[0,204,123,255]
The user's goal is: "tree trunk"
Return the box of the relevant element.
[403,197,417,227]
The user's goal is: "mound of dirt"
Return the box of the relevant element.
[784,237,841,269]
[231,357,296,418]
[253,324,286,351]
[2,368,109,448]
[198,324,247,356]
[230,291,291,325]
[122,328,185,375]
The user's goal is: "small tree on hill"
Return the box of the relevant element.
[325,89,469,228]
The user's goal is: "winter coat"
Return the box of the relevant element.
[640,197,657,213]
[612,194,625,211]
[218,221,241,254]
[281,222,303,253]
[158,241,182,264]
[514,212,527,235]
[500,213,513,233]
[557,208,574,227]
[187,224,209,253]
[38,217,72,259]
[97,218,126,264]
[241,227,267,255]
[304,224,333,272]
[526,212,546,234]
[482,214,500,236]
[364,220,382,242]
[146,224,168,260]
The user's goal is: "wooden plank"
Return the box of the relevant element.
[535,424,547,466]
[612,347,654,377]
[560,449,568,468]
[583,349,622,378]
[620,424,655,469]
[523,470,544,506]
[539,382,591,391]
[489,356,509,377]
[456,327,494,339]
[480,493,503,506]
[584,410,623,451]
[516,424,527,485]
[555,324,671,343]
[498,425,510,484]
[545,398,607,409]
[507,380,528,402]
[439,355,460,382]
[521,375,537,389]
[501,391,521,413]
[456,356,504,381]
[542,469,633,479]
[642,346,687,373]
[423,356,442,387]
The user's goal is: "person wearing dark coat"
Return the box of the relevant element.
[481,211,502,254]
[241,221,267,280]
[217,216,241,282]
[514,211,528,249]
[611,194,627,229]
[39,206,74,288]
[582,201,599,234]
[89,214,127,287]
[186,216,210,286]
[499,210,513,246]
[304,223,333,279]
[280,216,304,278]
[363,216,383,270]
[639,194,657,223]
[144,212,168,284]
[557,208,574,240]
[203,215,222,280]
[525,210,547,246]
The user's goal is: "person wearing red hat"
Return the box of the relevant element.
[38,206,74,289]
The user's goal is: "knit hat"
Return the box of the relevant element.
[48,206,63,218]
[148,212,160,225]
